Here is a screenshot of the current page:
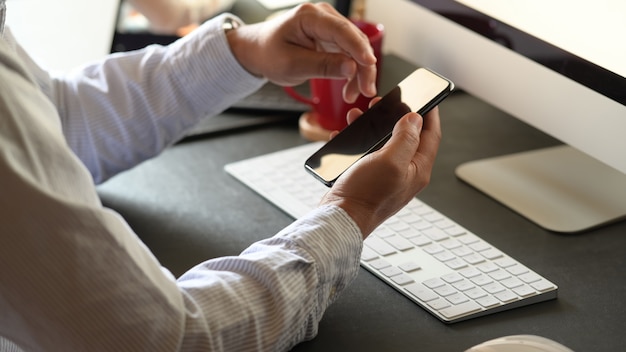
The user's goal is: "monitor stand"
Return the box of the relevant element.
[455,145,626,233]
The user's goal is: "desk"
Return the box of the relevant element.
[97,70,626,350]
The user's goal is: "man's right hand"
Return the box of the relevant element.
[320,107,442,238]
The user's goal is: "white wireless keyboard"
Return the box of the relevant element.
[225,142,558,323]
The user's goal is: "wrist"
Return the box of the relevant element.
[224,19,264,78]
[321,195,378,238]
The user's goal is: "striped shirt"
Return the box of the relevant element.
[0,12,363,352]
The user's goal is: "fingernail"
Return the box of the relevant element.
[369,82,377,96]
[408,113,422,127]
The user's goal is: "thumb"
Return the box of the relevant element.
[383,112,423,162]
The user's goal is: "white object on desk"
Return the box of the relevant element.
[256,0,305,10]
[5,0,118,72]
[466,335,574,352]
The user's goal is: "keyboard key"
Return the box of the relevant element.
[412,221,433,231]
[489,269,512,281]
[477,262,499,273]
[470,242,491,252]
[519,272,542,284]
[481,248,504,260]
[441,273,464,283]
[459,267,482,279]
[458,234,480,245]
[398,261,421,273]
[413,206,434,216]
[360,247,378,261]
[374,226,395,238]
[391,273,415,286]
[501,277,524,289]
[399,228,420,239]
[423,212,444,223]
[406,283,438,302]
[388,222,411,232]
[434,285,457,297]
[423,278,446,289]
[494,290,519,303]
[439,301,482,320]
[433,251,456,262]
[476,295,501,308]
[369,258,391,270]
[494,257,517,268]
[464,287,488,300]
[483,282,506,295]
[440,239,462,250]
[422,243,444,255]
[365,237,396,256]
[507,264,530,276]
[531,279,557,292]
[446,226,467,237]
[398,213,422,224]
[446,293,470,305]
[461,253,486,265]
[385,235,415,251]
[452,280,476,292]
[380,266,403,277]
[409,235,432,246]
[435,218,456,229]
[423,227,449,241]
[471,274,493,286]
[428,298,451,310]
[445,258,468,270]
[451,246,473,257]
[513,285,537,297]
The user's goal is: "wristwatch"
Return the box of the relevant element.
[222,16,242,33]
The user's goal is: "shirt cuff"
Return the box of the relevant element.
[275,205,364,298]
[165,13,267,115]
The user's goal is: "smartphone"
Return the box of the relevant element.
[304,67,454,187]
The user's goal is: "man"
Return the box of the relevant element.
[0,2,441,351]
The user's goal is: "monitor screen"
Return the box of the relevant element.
[418,0,625,109]
[365,0,626,232]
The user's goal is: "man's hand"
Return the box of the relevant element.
[321,107,442,237]
[226,2,377,103]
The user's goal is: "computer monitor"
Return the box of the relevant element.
[365,0,626,233]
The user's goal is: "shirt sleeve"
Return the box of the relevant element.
[49,14,266,184]
[0,31,363,352]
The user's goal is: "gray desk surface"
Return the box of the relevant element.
[97,54,626,351]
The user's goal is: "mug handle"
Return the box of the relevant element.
[283,86,319,106]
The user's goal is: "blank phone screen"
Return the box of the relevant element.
[305,68,453,186]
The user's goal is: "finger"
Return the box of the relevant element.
[342,74,361,103]
[356,63,378,97]
[346,107,363,125]
[415,107,442,164]
[345,96,380,124]
[299,4,377,67]
[287,48,356,81]
[342,63,377,101]
[383,112,424,165]
[368,96,382,108]
[286,48,376,100]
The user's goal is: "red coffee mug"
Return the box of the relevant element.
[284,20,384,131]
